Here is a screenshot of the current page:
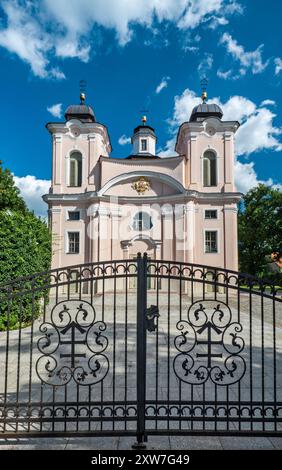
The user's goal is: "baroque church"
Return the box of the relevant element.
[43,90,241,275]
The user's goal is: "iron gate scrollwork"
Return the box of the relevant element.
[173,300,246,386]
[36,300,109,386]
[0,254,282,444]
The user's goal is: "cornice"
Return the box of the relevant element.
[46,120,112,153]
[175,117,240,153]
[43,190,242,205]
[99,155,183,165]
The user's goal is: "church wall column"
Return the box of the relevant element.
[87,204,99,264]
[88,134,96,189]
[161,205,174,261]
[98,207,110,262]
[223,206,238,271]
[53,135,62,192]
[110,208,122,260]
[224,132,235,192]
[184,201,195,264]
[174,204,185,262]
[50,207,62,269]
[189,134,199,191]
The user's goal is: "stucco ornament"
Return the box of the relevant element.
[131,176,151,194]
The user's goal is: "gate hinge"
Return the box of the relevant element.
[146,305,160,332]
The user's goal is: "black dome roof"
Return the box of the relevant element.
[65,104,96,122]
[190,102,223,122]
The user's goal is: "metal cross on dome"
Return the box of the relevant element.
[79,79,87,103]
[140,108,149,125]
[200,77,208,102]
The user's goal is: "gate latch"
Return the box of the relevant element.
[145,305,160,332]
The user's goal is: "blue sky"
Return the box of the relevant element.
[0,0,281,216]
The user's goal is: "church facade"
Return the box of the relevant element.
[43,92,241,274]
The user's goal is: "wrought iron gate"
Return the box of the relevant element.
[0,254,282,443]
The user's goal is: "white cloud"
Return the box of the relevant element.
[54,37,90,62]
[178,0,226,29]
[260,99,276,107]
[220,32,268,76]
[45,0,237,42]
[198,53,213,76]
[47,103,63,118]
[13,175,51,218]
[217,69,232,79]
[0,1,65,79]
[234,107,282,156]
[159,88,282,192]
[0,0,243,78]
[234,161,282,193]
[165,90,282,156]
[274,57,282,76]
[118,134,131,146]
[156,76,170,94]
[217,68,245,80]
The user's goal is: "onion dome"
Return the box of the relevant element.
[190,102,223,122]
[65,92,96,122]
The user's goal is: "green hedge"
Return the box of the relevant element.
[0,210,51,330]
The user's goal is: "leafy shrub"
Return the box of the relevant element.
[0,162,51,330]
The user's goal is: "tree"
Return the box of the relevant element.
[238,184,282,277]
[0,160,27,212]
[0,162,51,330]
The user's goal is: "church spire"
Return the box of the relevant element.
[200,77,208,103]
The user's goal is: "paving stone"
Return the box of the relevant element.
[169,435,223,450]
[66,437,119,450]
[219,436,275,450]
[0,437,68,450]
[118,435,171,450]
[269,437,282,449]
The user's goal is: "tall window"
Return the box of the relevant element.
[203,151,217,187]
[68,232,80,253]
[69,152,82,187]
[205,231,218,253]
[133,212,152,231]
[141,139,147,151]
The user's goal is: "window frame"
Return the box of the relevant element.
[132,211,153,231]
[204,229,219,254]
[69,151,83,187]
[140,138,148,152]
[66,231,80,254]
[204,209,218,220]
[202,150,217,187]
[68,210,80,221]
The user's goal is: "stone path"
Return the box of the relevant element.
[0,434,282,450]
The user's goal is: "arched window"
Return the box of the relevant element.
[69,152,82,187]
[133,212,152,231]
[203,151,217,187]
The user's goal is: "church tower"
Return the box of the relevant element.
[175,87,240,270]
[130,115,157,157]
[46,92,111,195]
[44,92,111,269]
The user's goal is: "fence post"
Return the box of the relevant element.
[133,252,147,449]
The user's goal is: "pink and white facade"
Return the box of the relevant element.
[43,96,241,273]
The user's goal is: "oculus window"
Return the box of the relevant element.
[133,212,152,231]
